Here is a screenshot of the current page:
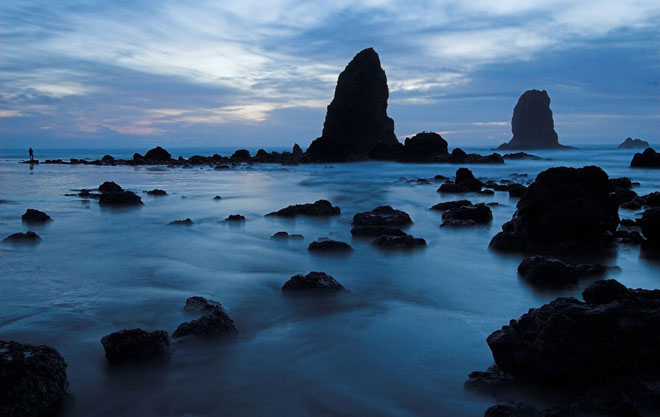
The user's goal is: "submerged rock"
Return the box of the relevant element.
[146,189,167,196]
[399,132,448,162]
[271,231,304,239]
[308,240,353,252]
[517,255,616,288]
[0,340,70,417]
[630,147,660,168]
[183,296,222,314]
[282,271,345,291]
[350,225,407,237]
[21,208,52,224]
[100,328,170,365]
[213,195,222,200]
[502,152,543,160]
[618,137,649,149]
[3,231,41,243]
[437,182,470,194]
[266,200,340,217]
[224,214,245,222]
[441,203,492,225]
[98,191,143,206]
[172,308,238,339]
[430,200,473,211]
[372,234,426,249]
[169,218,193,226]
[352,206,412,227]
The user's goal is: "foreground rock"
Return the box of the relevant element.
[308,240,353,252]
[282,272,345,291]
[21,209,52,224]
[172,309,238,339]
[350,226,406,237]
[497,90,569,150]
[517,255,617,288]
[373,234,426,249]
[441,203,492,226]
[353,206,412,227]
[266,200,340,217]
[618,137,649,149]
[0,340,70,417]
[3,231,41,243]
[489,166,619,253]
[100,329,170,365]
[630,147,660,168]
[305,48,398,162]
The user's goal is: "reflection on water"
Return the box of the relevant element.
[0,146,658,416]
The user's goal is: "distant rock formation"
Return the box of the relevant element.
[306,48,399,162]
[497,90,569,150]
[619,137,649,149]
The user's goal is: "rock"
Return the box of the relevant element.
[437,182,470,194]
[507,183,527,198]
[169,218,193,226]
[497,90,568,150]
[0,340,70,417]
[503,152,543,160]
[214,165,230,170]
[350,226,407,237]
[146,189,167,196]
[100,329,170,365]
[478,189,495,196]
[308,240,353,252]
[21,209,52,224]
[305,48,399,161]
[464,365,515,393]
[442,203,492,225]
[266,200,340,217]
[441,219,477,227]
[144,146,171,161]
[609,188,638,206]
[645,192,660,207]
[271,231,304,239]
[172,309,238,339]
[213,195,222,200]
[101,154,115,164]
[224,214,245,222]
[415,178,431,184]
[433,174,449,181]
[231,149,251,161]
[609,177,632,190]
[183,296,222,314]
[516,255,617,288]
[352,206,412,227]
[451,147,467,161]
[399,132,448,162]
[630,147,660,168]
[619,218,638,227]
[430,200,473,211]
[615,230,644,244]
[484,403,538,417]
[3,231,41,243]
[618,137,649,149]
[372,234,426,249]
[292,143,303,156]
[98,181,123,193]
[98,191,143,206]
[453,167,483,191]
[282,271,346,291]
[620,198,644,210]
[489,166,619,252]
[639,207,660,245]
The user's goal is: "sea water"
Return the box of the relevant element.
[1,145,658,416]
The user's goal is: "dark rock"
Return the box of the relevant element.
[484,403,538,417]
[271,231,304,239]
[3,231,41,243]
[305,48,398,160]
[615,229,644,244]
[231,149,251,161]
[213,195,222,200]
[100,329,170,365]
[489,166,619,252]
[620,198,644,210]
[214,164,230,170]
[21,209,52,224]
[497,90,567,150]
[454,167,483,191]
[630,148,660,168]
[172,309,237,339]
[224,214,245,222]
[144,146,171,161]
[465,365,515,393]
[609,188,638,206]
[442,203,492,224]
[639,207,660,245]
[368,141,403,160]
[645,192,660,207]
[609,177,632,190]
[581,279,630,304]
[308,240,353,252]
[508,183,527,198]
[133,153,144,162]
[517,256,579,287]
[101,154,115,164]
[147,189,167,196]
[98,191,143,206]
[430,200,473,211]
[169,218,193,226]
[619,137,649,149]
[98,181,123,193]
[282,271,345,291]
[78,189,92,197]
[350,226,407,237]
[433,174,449,181]
[437,182,470,194]
[503,152,542,160]
[415,178,431,184]
[440,219,477,227]
[183,296,221,314]
[352,206,412,226]
[478,189,495,195]
[372,234,426,249]
[451,147,467,161]
[399,132,448,162]
[292,143,303,156]
[0,340,70,417]
[266,200,340,217]
[619,218,638,227]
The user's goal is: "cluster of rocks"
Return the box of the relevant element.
[467,279,660,417]
[97,182,143,206]
[436,167,527,198]
[350,206,426,249]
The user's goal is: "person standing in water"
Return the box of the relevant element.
[29,147,34,161]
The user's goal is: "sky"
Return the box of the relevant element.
[1,0,659,150]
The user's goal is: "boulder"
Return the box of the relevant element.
[0,340,70,417]
[98,191,143,206]
[437,183,470,194]
[352,206,412,226]
[373,234,426,249]
[213,195,222,200]
[144,146,171,161]
[231,149,251,161]
[172,309,238,339]
[618,137,649,149]
[305,48,399,161]
[507,183,527,198]
[282,271,345,291]
[224,214,245,222]
[644,192,660,207]
[169,218,193,226]
[183,296,222,314]
[101,154,116,164]
[271,231,304,239]
[430,200,473,211]
[630,148,660,168]
[609,188,638,206]
[609,177,632,190]
[21,209,52,224]
[639,207,660,245]
[146,189,167,196]
[308,240,353,252]
[399,132,448,162]
[3,231,41,243]
[489,166,619,252]
[266,200,340,217]
[98,181,123,193]
[350,226,407,237]
[497,90,567,150]
[100,329,170,365]
[517,255,616,288]
[442,203,492,225]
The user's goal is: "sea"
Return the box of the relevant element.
[1,145,658,416]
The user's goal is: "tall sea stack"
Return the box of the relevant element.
[306,48,399,162]
[497,89,568,150]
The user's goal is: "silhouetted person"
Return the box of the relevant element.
[29,147,34,162]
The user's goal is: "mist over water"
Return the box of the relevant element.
[1,146,658,416]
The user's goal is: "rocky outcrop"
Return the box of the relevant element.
[489,166,619,253]
[398,132,448,162]
[100,328,170,365]
[305,48,399,161]
[352,206,412,227]
[308,240,353,252]
[3,231,41,243]
[144,146,171,161]
[169,218,193,226]
[266,200,340,217]
[517,255,617,288]
[172,308,238,339]
[497,90,568,150]
[21,209,52,224]
[618,137,649,149]
[630,147,660,168]
[441,203,492,226]
[0,340,70,417]
[282,272,345,291]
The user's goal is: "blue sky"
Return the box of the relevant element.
[1,0,659,149]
